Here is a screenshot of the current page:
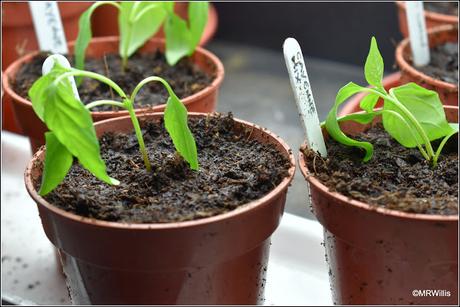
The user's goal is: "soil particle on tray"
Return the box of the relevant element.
[12,51,213,111]
[303,123,458,215]
[424,2,458,16]
[39,114,291,223]
[414,42,458,84]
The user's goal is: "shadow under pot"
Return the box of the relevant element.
[24,112,296,304]
[3,37,224,153]
[395,1,458,38]
[299,105,458,305]
[395,24,458,106]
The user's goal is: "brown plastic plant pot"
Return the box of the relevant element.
[339,72,401,117]
[91,2,219,47]
[396,1,458,38]
[298,105,458,305]
[24,112,296,305]
[395,24,458,106]
[3,37,224,153]
[1,2,93,134]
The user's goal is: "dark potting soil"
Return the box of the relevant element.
[415,42,458,84]
[40,114,291,223]
[424,2,458,16]
[12,51,213,111]
[303,124,458,215]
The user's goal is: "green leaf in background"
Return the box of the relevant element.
[164,91,199,170]
[188,1,208,54]
[164,12,192,65]
[75,1,119,72]
[119,2,166,61]
[43,78,119,186]
[364,37,384,90]
[325,82,374,161]
[39,132,73,196]
[359,93,380,113]
[29,62,70,122]
[383,83,455,148]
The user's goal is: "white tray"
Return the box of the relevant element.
[1,131,332,305]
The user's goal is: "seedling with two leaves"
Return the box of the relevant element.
[29,61,198,196]
[75,1,208,71]
[325,37,458,167]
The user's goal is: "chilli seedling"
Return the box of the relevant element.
[75,1,208,71]
[29,60,198,196]
[325,37,458,167]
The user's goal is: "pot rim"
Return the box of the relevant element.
[2,37,225,116]
[24,112,296,230]
[396,1,459,24]
[298,105,459,222]
[395,24,458,91]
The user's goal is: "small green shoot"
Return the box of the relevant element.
[75,1,208,73]
[29,60,198,196]
[325,37,458,167]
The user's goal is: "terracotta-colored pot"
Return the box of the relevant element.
[299,105,458,305]
[1,2,93,133]
[25,112,296,304]
[396,1,458,38]
[3,37,224,153]
[396,24,458,106]
[91,2,218,47]
[339,72,401,116]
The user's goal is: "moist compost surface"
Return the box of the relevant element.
[41,114,291,223]
[303,124,458,215]
[424,2,458,15]
[415,42,458,84]
[12,51,213,111]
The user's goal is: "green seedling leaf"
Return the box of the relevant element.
[75,1,119,72]
[164,91,199,170]
[359,93,380,113]
[383,83,455,148]
[43,75,118,186]
[325,82,374,161]
[364,37,384,90]
[188,1,208,54]
[39,132,73,196]
[119,2,166,61]
[164,12,192,65]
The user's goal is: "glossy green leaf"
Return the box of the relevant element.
[364,37,384,89]
[164,91,198,170]
[383,83,455,147]
[119,2,166,60]
[359,92,380,113]
[188,1,208,54]
[336,111,380,124]
[325,82,374,161]
[164,13,192,65]
[43,78,119,186]
[39,132,73,196]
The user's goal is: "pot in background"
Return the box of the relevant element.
[1,2,93,133]
[395,24,458,106]
[396,1,458,38]
[299,105,458,305]
[25,112,296,304]
[3,37,224,153]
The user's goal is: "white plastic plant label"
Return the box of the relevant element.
[283,37,327,157]
[29,2,68,54]
[405,1,430,66]
[42,54,80,100]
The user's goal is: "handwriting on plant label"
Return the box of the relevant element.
[291,52,317,117]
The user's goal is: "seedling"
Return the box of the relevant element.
[75,1,208,72]
[325,37,459,167]
[29,60,198,196]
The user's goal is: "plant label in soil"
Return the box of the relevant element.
[283,37,327,157]
[406,1,430,66]
[42,54,80,100]
[28,1,68,54]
